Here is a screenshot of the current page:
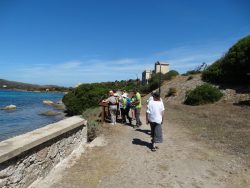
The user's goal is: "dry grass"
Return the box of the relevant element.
[54,147,122,188]
[166,103,250,158]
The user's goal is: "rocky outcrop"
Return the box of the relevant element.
[1,105,17,110]
[39,111,62,116]
[221,89,250,103]
[43,100,54,105]
[52,104,66,110]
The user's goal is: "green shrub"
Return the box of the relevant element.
[221,35,250,83]
[149,80,159,91]
[140,73,162,93]
[202,35,250,84]
[167,87,178,97]
[62,78,141,115]
[187,75,194,80]
[62,92,83,115]
[140,70,179,94]
[62,83,109,115]
[163,70,179,80]
[202,60,223,83]
[139,84,149,93]
[184,84,223,105]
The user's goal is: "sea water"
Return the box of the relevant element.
[0,90,65,141]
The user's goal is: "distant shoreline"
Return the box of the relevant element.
[0,88,66,94]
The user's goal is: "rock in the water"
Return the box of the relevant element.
[39,111,62,116]
[52,103,66,110]
[1,105,17,110]
[43,100,54,105]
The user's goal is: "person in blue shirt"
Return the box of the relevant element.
[121,93,132,125]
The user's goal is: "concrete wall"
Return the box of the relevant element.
[0,116,87,188]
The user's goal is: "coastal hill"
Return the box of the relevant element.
[0,78,68,92]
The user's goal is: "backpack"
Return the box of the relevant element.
[126,98,132,108]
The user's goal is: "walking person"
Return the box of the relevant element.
[132,88,142,128]
[146,92,165,151]
[103,90,118,125]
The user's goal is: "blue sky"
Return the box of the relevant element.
[0,0,249,86]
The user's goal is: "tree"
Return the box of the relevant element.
[202,35,250,84]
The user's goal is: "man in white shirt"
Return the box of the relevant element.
[147,91,163,104]
[146,92,165,151]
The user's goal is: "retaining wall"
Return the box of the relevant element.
[0,116,87,188]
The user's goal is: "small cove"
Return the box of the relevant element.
[0,90,65,141]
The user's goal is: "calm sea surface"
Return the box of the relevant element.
[0,90,65,141]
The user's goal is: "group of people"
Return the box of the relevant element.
[102,89,142,127]
[103,89,165,152]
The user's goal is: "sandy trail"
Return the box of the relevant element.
[35,105,250,188]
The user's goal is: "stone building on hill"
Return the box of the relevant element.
[142,61,170,84]
[155,61,170,74]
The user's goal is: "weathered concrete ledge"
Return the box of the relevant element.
[0,116,87,188]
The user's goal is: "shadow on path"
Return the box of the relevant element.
[132,138,151,149]
[135,128,151,136]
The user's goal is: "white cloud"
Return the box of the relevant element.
[58,61,82,69]
[1,38,236,86]
[151,41,234,72]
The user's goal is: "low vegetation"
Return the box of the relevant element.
[81,107,102,142]
[87,121,99,142]
[202,35,250,85]
[187,75,194,80]
[141,70,179,93]
[166,87,178,97]
[63,80,139,115]
[182,62,207,76]
[184,84,223,105]
[163,70,179,80]
[63,70,179,115]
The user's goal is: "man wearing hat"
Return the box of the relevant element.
[146,92,165,151]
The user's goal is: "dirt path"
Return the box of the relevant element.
[35,105,250,188]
